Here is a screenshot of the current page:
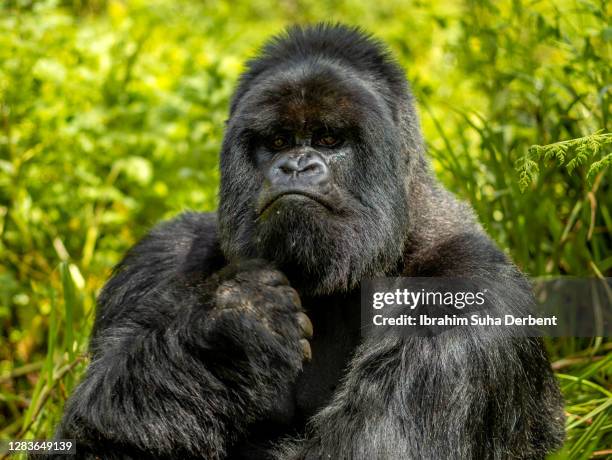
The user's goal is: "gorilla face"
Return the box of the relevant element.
[219,49,412,294]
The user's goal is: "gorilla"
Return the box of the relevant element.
[55,24,565,459]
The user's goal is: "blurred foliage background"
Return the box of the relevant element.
[0,0,610,458]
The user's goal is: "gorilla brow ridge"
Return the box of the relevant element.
[232,58,393,135]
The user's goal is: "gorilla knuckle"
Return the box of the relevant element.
[215,281,249,308]
[254,268,290,287]
[276,285,302,309]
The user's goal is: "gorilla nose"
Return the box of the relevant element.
[269,152,330,187]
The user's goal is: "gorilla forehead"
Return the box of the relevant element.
[233,60,393,132]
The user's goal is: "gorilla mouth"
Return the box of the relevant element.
[258,190,335,216]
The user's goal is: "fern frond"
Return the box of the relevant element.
[517,132,611,188]
[586,153,612,183]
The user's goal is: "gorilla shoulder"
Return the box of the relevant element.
[117,212,223,278]
[93,212,225,335]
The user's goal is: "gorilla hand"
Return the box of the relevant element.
[200,260,313,388]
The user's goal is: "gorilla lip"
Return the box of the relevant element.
[258,190,334,216]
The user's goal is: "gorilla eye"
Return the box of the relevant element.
[314,132,343,148]
[267,133,292,151]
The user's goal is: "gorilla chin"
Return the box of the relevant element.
[254,189,394,295]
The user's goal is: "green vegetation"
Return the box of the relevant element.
[0,0,610,457]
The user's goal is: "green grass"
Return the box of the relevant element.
[0,0,610,458]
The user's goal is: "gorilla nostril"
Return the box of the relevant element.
[300,163,320,174]
[280,165,296,175]
[298,158,329,185]
[276,157,300,177]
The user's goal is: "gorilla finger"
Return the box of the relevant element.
[296,312,313,339]
[300,339,312,362]
[276,285,302,309]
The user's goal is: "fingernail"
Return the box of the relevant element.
[297,312,313,338]
[300,339,312,362]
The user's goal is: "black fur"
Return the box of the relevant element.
[53,24,565,459]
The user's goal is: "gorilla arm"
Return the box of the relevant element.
[276,233,565,460]
[57,213,308,459]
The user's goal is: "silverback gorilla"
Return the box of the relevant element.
[56,24,565,459]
